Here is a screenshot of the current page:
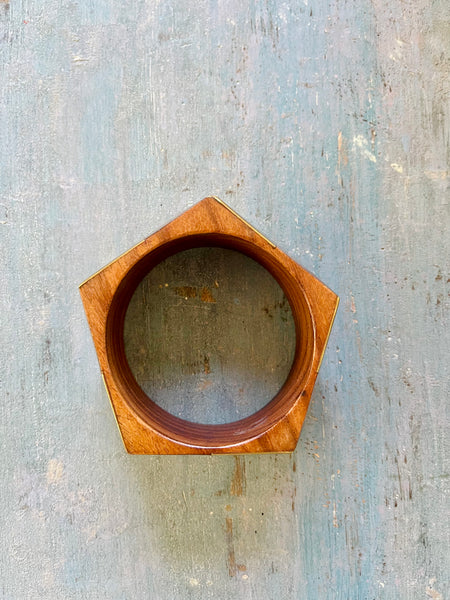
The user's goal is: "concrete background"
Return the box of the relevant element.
[1,0,448,598]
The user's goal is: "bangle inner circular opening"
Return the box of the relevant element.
[105,233,315,448]
[123,246,296,425]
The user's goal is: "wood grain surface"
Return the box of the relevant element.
[1,0,449,597]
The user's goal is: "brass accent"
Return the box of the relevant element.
[211,196,277,249]
[101,372,126,445]
[79,238,147,288]
[316,296,339,374]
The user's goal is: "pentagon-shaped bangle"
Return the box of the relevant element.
[79,197,338,454]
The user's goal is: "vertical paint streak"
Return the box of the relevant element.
[230,456,247,496]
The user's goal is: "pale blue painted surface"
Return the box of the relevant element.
[1,1,449,598]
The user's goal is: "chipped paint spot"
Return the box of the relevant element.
[333,502,338,528]
[197,379,212,391]
[46,459,64,484]
[0,204,7,224]
[353,135,377,163]
[337,131,348,180]
[390,163,403,173]
[424,170,448,180]
[426,579,443,600]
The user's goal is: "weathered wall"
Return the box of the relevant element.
[1,1,448,598]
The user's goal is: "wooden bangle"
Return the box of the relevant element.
[79,197,338,454]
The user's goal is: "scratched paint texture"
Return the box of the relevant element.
[0,0,449,598]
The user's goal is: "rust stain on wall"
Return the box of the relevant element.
[174,286,197,298]
[230,456,246,496]
[225,517,246,577]
[200,287,216,303]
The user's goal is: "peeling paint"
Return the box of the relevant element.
[390,163,403,173]
[353,135,377,162]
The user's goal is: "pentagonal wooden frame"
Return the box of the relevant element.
[79,197,338,454]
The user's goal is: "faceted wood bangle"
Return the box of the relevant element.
[79,197,339,454]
